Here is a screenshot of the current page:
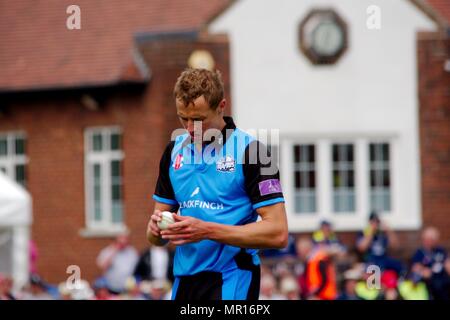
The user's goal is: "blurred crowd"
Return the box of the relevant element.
[260,213,450,300]
[1,212,449,300]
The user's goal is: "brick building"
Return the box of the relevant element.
[1,0,450,286]
[0,0,231,284]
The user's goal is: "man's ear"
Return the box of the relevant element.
[217,99,226,115]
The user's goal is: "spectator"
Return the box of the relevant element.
[337,268,362,300]
[29,240,38,275]
[93,278,116,300]
[313,220,340,246]
[59,279,94,300]
[20,274,53,300]
[296,237,337,300]
[148,279,171,300]
[120,276,147,300]
[0,273,16,300]
[380,270,400,300]
[259,274,284,300]
[356,212,403,275]
[398,272,429,300]
[279,275,300,300]
[133,243,173,282]
[57,282,72,300]
[354,271,381,300]
[261,234,297,261]
[96,231,139,294]
[411,227,450,300]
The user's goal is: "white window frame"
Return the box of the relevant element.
[83,127,125,233]
[0,132,28,186]
[282,136,416,232]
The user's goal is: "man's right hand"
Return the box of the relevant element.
[147,205,176,246]
[148,210,163,238]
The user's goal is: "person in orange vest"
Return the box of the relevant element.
[296,237,337,300]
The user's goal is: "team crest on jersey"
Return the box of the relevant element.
[173,154,184,170]
[216,156,235,172]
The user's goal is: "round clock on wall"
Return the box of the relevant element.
[299,9,348,65]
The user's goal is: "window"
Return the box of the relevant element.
[0,132,27,187]
[332,144,355,213]
[85,128,124,229]
[369,143,391,212]
[284,138,412,232]
[293,144,316,213]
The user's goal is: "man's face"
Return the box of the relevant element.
[321,225,332,237]
[116,234,129,249]
[370,219,380,231]
[176,95,225,140]
[422,233,437,249]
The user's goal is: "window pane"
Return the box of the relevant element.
[295,192,316,213]
[369,143,391,212]
[345,144,354,162]
[332,145,339,162]
[111,160,123,224]
[15,164,26,187]
[370,170,376,187]
[112,202,123,223]
[0,138,7,156]
[110,133,121,151]
[333,170,341,187]
[308,145,315,163]
[383,169,390,187]
[333,190,355,212]
[93,164,102,221]
[295,171,301,189]
[111,160,121,178]
[348,170,355,187]
[15,137,25,155]
[294,145,300,163]
[369,144,375,161]
[308,171,316,188]
[382,144,389,161]
[293,144,316,214]
[332,144,355,213]
[92,133,103,152]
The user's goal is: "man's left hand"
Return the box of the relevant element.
[160,214,210,245]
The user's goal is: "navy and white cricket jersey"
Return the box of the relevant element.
[153,117,284,279]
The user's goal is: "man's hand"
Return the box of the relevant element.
[160,214,210,245]
[147,210,163,238]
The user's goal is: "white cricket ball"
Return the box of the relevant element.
[157,211,175,230]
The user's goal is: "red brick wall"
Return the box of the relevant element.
[418,32,450,249]
[0,32,230,284]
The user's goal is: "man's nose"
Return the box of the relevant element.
[186,120,195,132]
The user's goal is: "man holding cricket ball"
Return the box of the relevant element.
[146,68,288,300]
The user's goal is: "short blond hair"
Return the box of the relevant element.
[173,68,224,109]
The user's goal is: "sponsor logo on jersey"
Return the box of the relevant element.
[179,200,224,210]
[216,156,235,172]
[258,179,282,196]
[190,187,200,197]
[173,154,183,170]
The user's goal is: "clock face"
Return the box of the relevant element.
[311,21,344,56]
[299,9,348,65]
